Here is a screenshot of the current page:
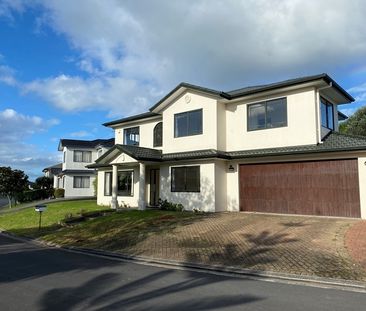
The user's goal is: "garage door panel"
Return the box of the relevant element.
[239,159,361,218]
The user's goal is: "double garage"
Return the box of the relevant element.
[239,159,361,218]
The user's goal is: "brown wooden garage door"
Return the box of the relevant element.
[239,159,360,217]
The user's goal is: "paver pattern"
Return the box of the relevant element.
[346,220,366,271]
[112,213,366,281]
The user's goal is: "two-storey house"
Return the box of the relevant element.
[89,74,366,219]
[56,138,114,197]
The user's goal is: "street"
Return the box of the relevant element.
[0,233,365,311]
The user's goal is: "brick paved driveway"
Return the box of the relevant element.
[117,213,366,281]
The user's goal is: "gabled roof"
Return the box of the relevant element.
[58,138,115,151]
[42,163,62,172]
[88,132,366,167]
[104,74,354,127]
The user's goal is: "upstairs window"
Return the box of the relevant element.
[171,166,200,192]
[174,109,202,138]
[73,150,92,162]
[97,148,103,158]
[153,122,163,147]
[248,98,287,131]
[321,97,334,130]
[124,127,140,146]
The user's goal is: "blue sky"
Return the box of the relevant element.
[1,0,366,180]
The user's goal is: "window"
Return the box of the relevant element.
[124,127,140,146]
[321,97,334,130]
[247,98,287,131]
[153,122,163,147]
[104,172,112,196]
[171,166,200,192]
[73,150,92,162]
[63,151,66,163]
[73,176,90,188]
[118,171,133,196]
[174,109,203,137]
[97,149,103,158]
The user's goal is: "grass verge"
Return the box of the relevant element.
[0,199,202,251]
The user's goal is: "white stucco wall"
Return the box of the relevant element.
[62,146,98,171]
[162,91,219,153]
[114,118,162,149]
[358,157,366,219]
[63,174,96,197]
[214,160,227,212]
[225,88,318,151]
[160,161,216,212]
[97,166,140,207]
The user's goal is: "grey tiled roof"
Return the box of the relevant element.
[89,133,366,167]
[59,138,115,150]
[115,145,162,161]
[228,132,366,159]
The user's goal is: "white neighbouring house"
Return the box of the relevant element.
[42,163,62,188]
[54,138,114,198]
[89,73,366,219]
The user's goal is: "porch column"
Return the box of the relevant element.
[111,164,119,209]
[138,162,146,210]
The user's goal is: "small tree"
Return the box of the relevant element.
[34,176,53,190]
[339,106,366,136]
[0,167,29,208]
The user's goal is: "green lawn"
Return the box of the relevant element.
[0,200,202,250]
[0,200,102,237]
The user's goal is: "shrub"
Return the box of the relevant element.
[17,189,52,202]
[158,199,184,212]
[54,188,65,198]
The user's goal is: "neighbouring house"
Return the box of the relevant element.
[55,138,114,198]
[42,163,62,188]
[88,73,366,219]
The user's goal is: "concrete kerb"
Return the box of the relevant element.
[1,230,365,293]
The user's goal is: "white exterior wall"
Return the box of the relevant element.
[162,91,218,153]
[160,161,216,212]
[62,146,98,170]
[63,174,96,197]
[114,118,162,148]
[97,167,140,207]
[214,160,227,212]
[225,88,318,151]
[358,157,366,219]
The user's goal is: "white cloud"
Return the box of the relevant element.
[3,0,366,118]
[0,108,60,180]
[0,0,25,20]
[0,65,17,86]
[69,130,89,138]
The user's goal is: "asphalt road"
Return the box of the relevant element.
[0,233,365,311]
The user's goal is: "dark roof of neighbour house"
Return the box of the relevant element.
[105,74,354,127]
[338,111,348,121]
[42,163,62,172]
[87,132,366,168]
[58,138,115,151]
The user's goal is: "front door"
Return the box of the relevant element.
[149,169,160,206]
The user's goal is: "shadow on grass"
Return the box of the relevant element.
[6,209,212,253]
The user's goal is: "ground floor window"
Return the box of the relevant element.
[118,171,133,196]
[171,166,200,192]
[73,176,90,188]
[104,172,112,196]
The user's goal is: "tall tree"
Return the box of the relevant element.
[0,167,29,208]
[339,106,366,136]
